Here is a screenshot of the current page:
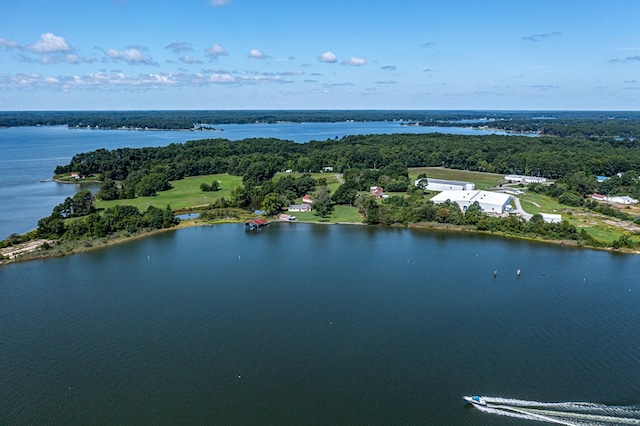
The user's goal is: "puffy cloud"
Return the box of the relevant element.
[248,48,266,59]
[342,56,367,66]
[205,43,228,58]
[106,47,158,66]
[27,33,72,53]
[318,51,337,63]
[180,55,202,64]
[179,55,203,64]
[165,41,193,53]
[210,0,230,6]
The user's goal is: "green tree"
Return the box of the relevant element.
[312,186,332,218]
[261,192,285,215]
[332,181,358,205]
[97,178,120,200]
[356,195,380,224]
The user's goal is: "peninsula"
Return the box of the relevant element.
[4,116,640,264]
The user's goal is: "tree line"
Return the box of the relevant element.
[56,133,640,187]
[35,190,179,242]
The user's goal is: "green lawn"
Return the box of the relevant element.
[95,174,243,212]
[288,205,361,224]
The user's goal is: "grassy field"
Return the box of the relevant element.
[96,174,244,212]
[95,172,362,223]
[287,205,361,224]
[409,167,504,190]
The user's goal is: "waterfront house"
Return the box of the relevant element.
[244,218,270,231]
[288,204,311,212]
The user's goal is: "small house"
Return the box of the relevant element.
[370,186,384,198]
[302,195,313,204]
[288,204,311,212]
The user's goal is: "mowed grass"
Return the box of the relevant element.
[94,172,356,222]
[409,167,504,190]
[288,205,361,224]
[95,174,243,212]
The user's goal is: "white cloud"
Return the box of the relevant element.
[318,51,337,63]
[0,37,19,49]
[27,33,72,53]
[179,55,203,64]
[106,47,158,66]
[248,48,266,59]
[205,44,228,58]
[343,56,367,66]
[210,0,230,6]
[165,41,193,54]
[0,67,306,92]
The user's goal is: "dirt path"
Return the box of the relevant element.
[1,239,52,260]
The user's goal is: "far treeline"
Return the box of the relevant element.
[56,133,640,183]
[3,110,640,137]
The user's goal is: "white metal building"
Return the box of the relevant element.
[504,174,547,183]
[431,190,512,214]
[540,213,562,223]
[414,178,475,191]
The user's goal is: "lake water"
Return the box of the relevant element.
[0,122,520,239]
[2,121,639,424]
[1,223,639,424]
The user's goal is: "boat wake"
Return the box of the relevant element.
[468,397,640,425]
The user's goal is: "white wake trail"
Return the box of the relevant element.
[471,396,640,425]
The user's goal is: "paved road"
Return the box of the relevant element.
[512,196,532,221]
[335,174,344,184]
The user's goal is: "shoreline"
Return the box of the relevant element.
[3,218,637,267]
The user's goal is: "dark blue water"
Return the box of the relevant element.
[1,224,639,424]
[0,123,523,238]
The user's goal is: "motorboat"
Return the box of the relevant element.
[463,395,487,407]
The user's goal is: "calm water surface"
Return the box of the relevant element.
[1,224,639,424]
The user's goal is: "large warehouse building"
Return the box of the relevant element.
[430,190,512,214]
[415,178,475,191]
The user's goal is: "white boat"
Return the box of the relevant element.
[463,395,487,407]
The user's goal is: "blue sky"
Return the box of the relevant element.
[1,0,639,110]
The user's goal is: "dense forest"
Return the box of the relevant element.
[55,133,640,185]
[3,110,640,136]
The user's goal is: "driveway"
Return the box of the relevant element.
[512,196,533,221]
